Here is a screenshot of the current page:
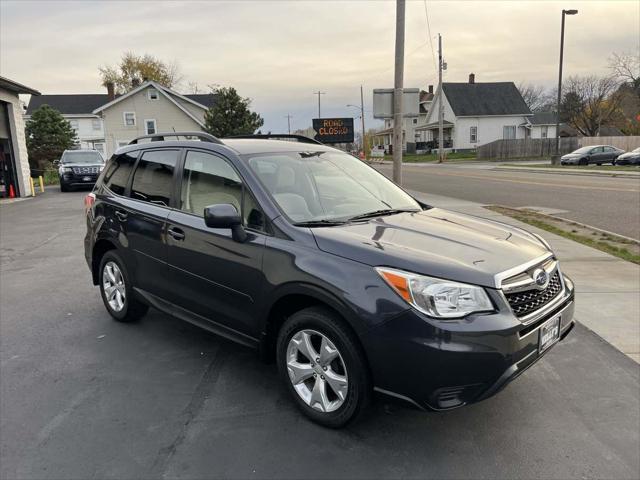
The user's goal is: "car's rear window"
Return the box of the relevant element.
[102,152,137,195]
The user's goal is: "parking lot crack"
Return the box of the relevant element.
[149,344,227,478]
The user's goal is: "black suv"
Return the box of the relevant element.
[57,149,105,191]
[84,132,575,427]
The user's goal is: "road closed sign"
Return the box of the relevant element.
[312,118,354,144]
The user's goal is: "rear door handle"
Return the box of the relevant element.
[167,226,185,241]
[115,210,128,221]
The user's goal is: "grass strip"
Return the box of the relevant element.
[486,205,640,265]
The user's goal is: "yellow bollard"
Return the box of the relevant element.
[29,177,36,197]
[38,176,45,193]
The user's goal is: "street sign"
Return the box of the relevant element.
[372,88,420,119]
[312,118,354,144]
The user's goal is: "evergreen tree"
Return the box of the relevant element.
[203,87,264,137]
[25,105,78,169]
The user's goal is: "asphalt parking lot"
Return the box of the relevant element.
[1,190,639,480]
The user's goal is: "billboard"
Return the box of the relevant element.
[372,88,420,119]
[312,118,354,144]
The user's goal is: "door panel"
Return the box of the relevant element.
[165,150,267,337]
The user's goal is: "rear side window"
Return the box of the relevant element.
[130,150,179,207]
[102,152,136,195]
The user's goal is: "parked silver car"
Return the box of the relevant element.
[560,145,625,166]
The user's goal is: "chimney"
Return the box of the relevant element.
[469,73,475,84]
[106,81,115,101]
[428,85,433,94]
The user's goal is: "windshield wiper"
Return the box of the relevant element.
[347,209,420,222]
[293,219,347,227]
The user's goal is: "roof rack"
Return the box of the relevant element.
[128,131,223,145]
[226,134,323,145]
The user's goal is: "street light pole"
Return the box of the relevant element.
[314,91,326,118]
[555,9,578,157]
[284,114,292,134]
[438,33,444,163]
[360,85,366,157]
[392,0,405,184]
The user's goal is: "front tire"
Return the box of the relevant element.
[579,158,588,166]
[99,251,148,322]
[60,181,69,192]
[276,306,371,428]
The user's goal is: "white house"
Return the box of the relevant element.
[373,87,434,153]
[25,94,108,155]
[420,74,533,151]
[25,81,216,159]
[92,81,215,157]
[524,112,558,139]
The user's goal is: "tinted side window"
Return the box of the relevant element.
[130,150,179,207]
[102,152,136,195]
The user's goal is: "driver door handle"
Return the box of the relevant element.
[167,226,185,241]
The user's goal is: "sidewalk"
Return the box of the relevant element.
[409,190,640,364]
[495,165,640,177]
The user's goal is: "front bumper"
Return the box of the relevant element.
[365,277,576,411]
[61,172,100,186]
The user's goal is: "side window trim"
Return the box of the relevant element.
[102,149,141,197]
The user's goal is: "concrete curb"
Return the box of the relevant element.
[494,166,640,178]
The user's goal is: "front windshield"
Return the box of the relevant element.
[61,151,104,164]
[245,151,421,223]
[571,147,593,154]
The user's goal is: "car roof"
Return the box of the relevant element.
[63,149,102,153]
[221,138,336,155]
[116,138,339,157]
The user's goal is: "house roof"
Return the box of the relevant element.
[0,76,40,96]
[26,94,109,115]
[25,87,215,116]
[442,82,531,117]
[530,112,557,125]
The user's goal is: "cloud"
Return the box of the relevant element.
[1,0,637,132]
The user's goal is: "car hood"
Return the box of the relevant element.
[311,209,549,288]
[561,153,581,159]
[62,163,104,168]
[617,152,638,159]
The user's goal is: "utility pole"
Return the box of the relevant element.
[554,9,578,160]
[392,0,405,184]
[314,91,325,118]
[438,33,444,163]
[284,114,292,134]
[360,85,366,157]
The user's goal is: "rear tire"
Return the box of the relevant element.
[99,251,148,322]
[276,306,371,428]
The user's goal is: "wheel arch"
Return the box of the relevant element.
[91,238,117,285]
[259,284,366,364]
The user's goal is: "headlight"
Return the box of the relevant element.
[376,267,494,319]
[62,167,73,173]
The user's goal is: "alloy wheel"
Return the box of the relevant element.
[286,329,348,413]
[102,261,126,312]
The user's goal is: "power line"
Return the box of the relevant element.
[423,0,437,76]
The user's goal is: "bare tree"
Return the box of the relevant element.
[608,51,640,89]
[517,83,554,112]
[562,75,624,136]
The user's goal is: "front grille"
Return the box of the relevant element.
[505,270,562,318]
[72,166,100,175]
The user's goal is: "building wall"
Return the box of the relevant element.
[530,125,556,139]
[453,116,530,150]
[0,89,32,197]
[100,85,205,157]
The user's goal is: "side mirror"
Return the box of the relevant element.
[204,203,247,242]
[53,159,61,167]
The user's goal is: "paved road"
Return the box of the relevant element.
[1,191,639,479]
[375,163,640,239]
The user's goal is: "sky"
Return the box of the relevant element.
[1,0,638,133]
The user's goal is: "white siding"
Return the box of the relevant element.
[0,88,32,196]
[100,85,206,157]
[530,125,557,139]
[454,116,530,149]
